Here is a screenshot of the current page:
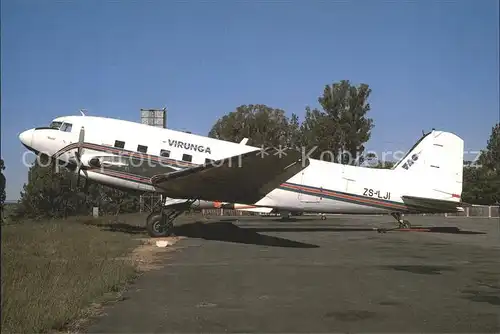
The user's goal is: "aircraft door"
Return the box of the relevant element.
[297,171,322,203]
[342,166,356,193]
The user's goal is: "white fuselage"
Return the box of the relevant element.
[18,115,464,215]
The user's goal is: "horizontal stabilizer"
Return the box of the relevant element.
[151,148,307,204]
[221,203,274,213]
[234,206,274,214]
[402,195,470,213]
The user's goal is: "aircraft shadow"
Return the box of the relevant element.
[215,217,326,223]
[413,226,486,235]
[173,222,319,248]
[84,220,320,248]
[83,220,485,250]
[246,227,375,233]
[268,217,326,222]
[215,219,486,235]
[247,226,486,235]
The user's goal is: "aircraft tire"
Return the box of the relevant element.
[146,212,173,238]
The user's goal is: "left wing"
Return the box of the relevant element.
[151,148,307,204]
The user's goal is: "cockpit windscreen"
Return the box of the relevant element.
[49,121,63,129]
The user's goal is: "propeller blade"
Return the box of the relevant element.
[52,158,57,174]
[83,177,90,193]
[75,126,85,160]
[71,126,85,189]
[76,168,81,186]
[78,126,85,143]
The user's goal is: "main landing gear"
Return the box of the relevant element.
[392,212,412,229]
[145,199,197,238]
[377,212,412,233]
[146,209,179,237]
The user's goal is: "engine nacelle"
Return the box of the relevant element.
[80,155,101,168]
[190,200,228,209]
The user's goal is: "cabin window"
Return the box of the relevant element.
[160,149,170,158]
[114,140,125,149]
[137,145,148,153]
[60,123,72,132]
[182,154,192,162]
[205,158,215,164]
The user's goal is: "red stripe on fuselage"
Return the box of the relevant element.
[281,183,407,210]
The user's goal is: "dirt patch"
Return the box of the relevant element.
[131,236,185,272]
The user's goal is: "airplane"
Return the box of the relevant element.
[18,113,467,237]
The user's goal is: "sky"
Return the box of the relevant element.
[1,0,499,201]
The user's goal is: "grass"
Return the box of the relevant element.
[1,203,20,224]
[1,215,144,333]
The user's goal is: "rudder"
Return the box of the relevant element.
[393,130,464,201]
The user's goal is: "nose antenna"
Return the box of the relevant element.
[79,109,87,116]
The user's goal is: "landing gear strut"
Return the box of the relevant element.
[145,198,197,238]
[377,212,411,233]
[391,212,411,229]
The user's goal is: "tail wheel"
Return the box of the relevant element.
[399,220,411,228]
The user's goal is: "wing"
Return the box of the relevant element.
[151,148,307,204]
[402,195,470,213]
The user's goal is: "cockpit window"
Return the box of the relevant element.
[49,121,62,129]
[60,123,72,132]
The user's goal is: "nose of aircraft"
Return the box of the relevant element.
[19,129,34,148]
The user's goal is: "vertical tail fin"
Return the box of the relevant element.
[393,130,464,201]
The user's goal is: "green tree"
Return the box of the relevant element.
[462,123,500,205]
[301,80,374,164]
[362,152,395,169]
[0,159,5,223]
[97,186,141,215]
[208,104,300,148]
[16,160,85,219]
[462,166,489,204]
[372,161,396,169]
[287,113,302,149]
[478,124,500,172]
[0,159,5,202]
[15,159,141,220]
[299,106,336,160]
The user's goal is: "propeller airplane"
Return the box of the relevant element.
[19,113,467,237]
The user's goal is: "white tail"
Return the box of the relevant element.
[393,130,464,201]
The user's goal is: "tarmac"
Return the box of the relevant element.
[87,215,500,333]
